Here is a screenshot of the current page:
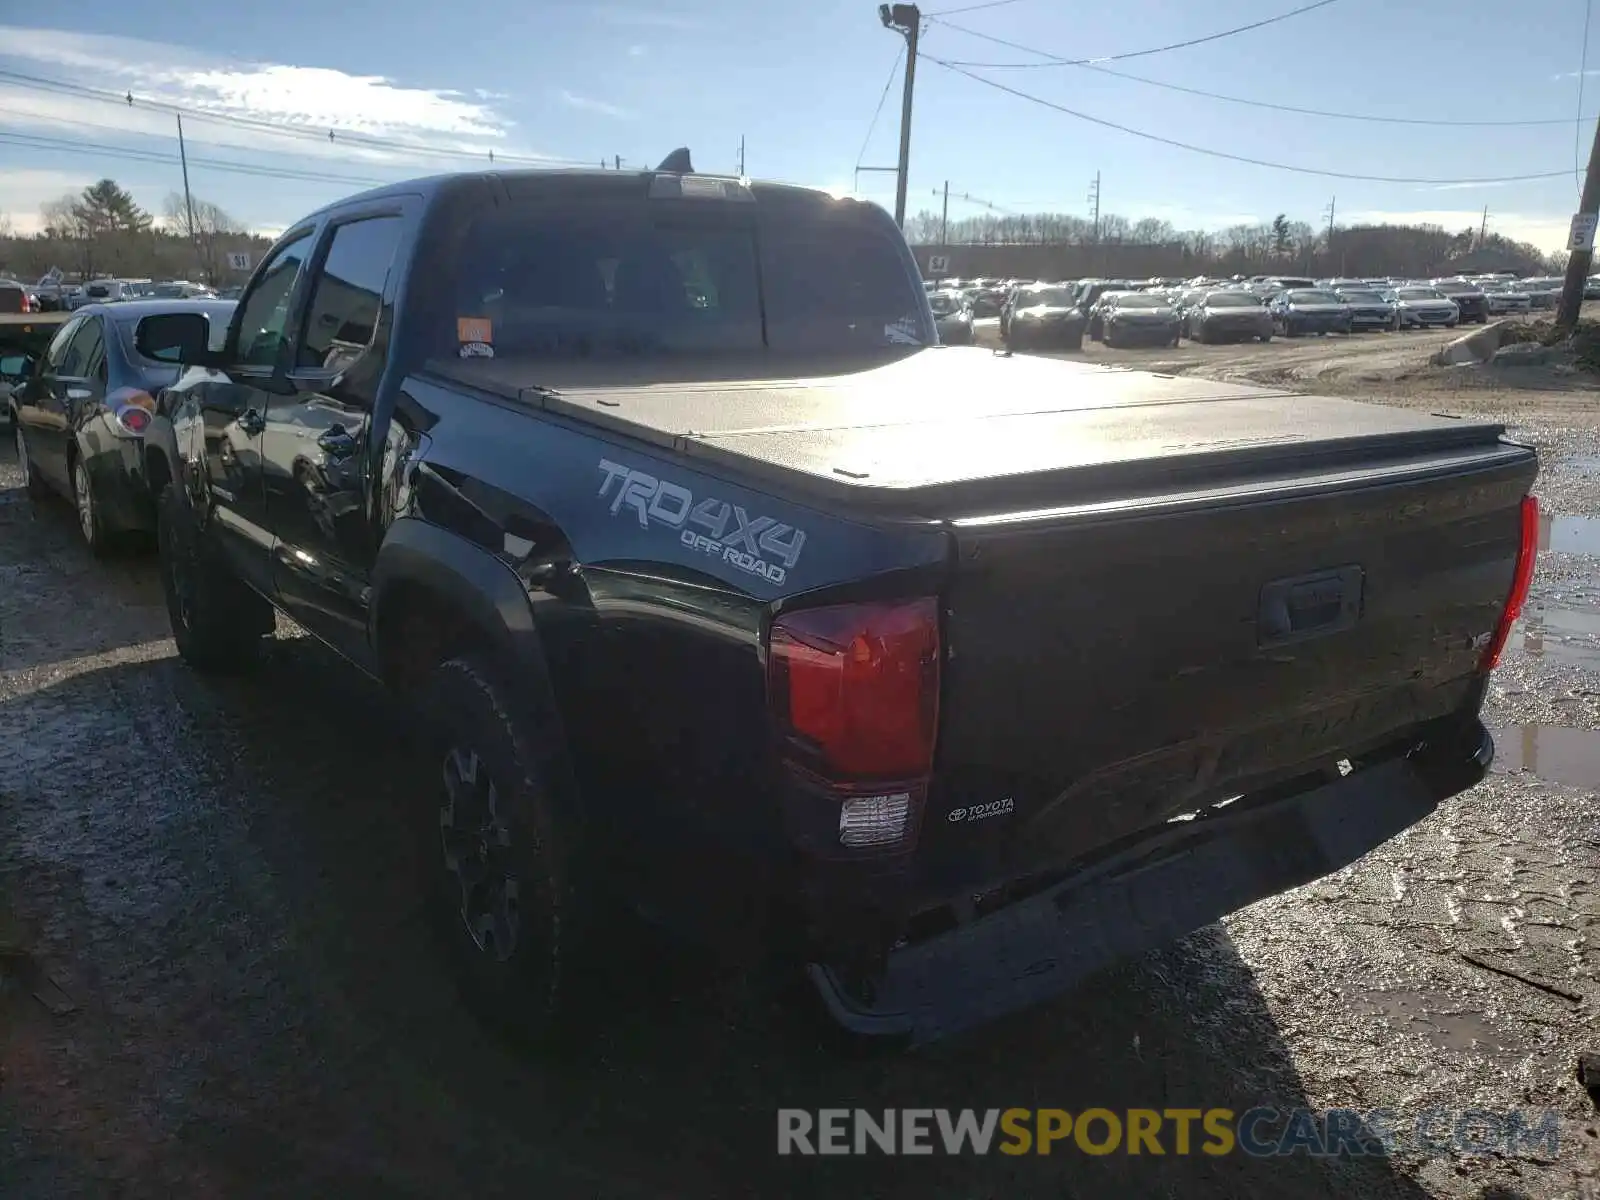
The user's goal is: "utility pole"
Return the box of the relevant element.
[1323,196,1336,272]
[879,4,920,228]
[175,114,196,245]
[1479,205,1489,250]
[1559,111,1600,328]
[940,180,949,246]
[1088,171,1101,242]
[737,135,745,176]
[614,155,623,170]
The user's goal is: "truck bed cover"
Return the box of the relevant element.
[428,346,1513,509]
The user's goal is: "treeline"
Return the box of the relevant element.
[903,208,1566,278]
[0,178,275,286]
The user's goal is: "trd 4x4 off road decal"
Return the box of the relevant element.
[596,459,807,585]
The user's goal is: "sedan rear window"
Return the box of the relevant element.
[1204,293,1257,307]
[1337,290,1384,302]
[1115,294,1165,308]
[1287,290,1340,304]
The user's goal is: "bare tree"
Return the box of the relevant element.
[163,192,247,285]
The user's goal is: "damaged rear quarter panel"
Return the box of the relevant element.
[397,375,950,940]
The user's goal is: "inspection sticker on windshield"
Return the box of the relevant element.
[457,317,493,344]
[596,458,806,586]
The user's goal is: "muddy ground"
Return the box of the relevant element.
[1,329,1598,1199]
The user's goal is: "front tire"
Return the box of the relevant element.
[422,655,596,1049]
[157,482,272,673]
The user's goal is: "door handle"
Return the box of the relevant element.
[316,426,357,458]
[237,408,265,437]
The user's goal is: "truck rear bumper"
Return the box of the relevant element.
[807,720,1493,1044]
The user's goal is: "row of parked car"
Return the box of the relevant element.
[0,275,244,314]
[925,271,1600,353]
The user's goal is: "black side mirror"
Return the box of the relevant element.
[135,311,218,368]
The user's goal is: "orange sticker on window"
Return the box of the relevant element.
[457,317,493,344]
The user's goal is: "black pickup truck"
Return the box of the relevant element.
[135,157,1540,1046]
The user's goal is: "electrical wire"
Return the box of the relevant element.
[924,54,1579,185]
[928,0,1341,67]
[0,131,391,188]
[926,0,1027,15]
[855,43,907,171]
[0,68,596,169]
[1579,0,1594,193]
[941,54,1598,128]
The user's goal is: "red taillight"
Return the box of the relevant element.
[769,597,940,780]
[1481,495,1539,671]
[115,406,151,434]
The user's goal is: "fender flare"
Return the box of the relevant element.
[141,413,186,504]
[370,517,583,821]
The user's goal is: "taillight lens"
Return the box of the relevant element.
[108,388,155,436]
[768,597,941,853]
[1481,495,1539,671]
[116,407,151,434]
[769,597,940,779]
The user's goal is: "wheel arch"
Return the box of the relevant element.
[142,414,182,504]
[371,518,583,820]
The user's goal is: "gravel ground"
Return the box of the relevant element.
[1,333,1598,1199]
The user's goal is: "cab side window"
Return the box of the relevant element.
[296,216,404,376]
[236,230,316,368]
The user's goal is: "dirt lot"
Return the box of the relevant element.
[1,329,1598,1199]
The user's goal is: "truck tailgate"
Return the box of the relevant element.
[917,437,1536,897]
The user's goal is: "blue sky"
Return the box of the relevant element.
[0,0,1593,249]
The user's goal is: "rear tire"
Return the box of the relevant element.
[157,482,271,673]
[421,654,598,1051]
[71,454,114,559]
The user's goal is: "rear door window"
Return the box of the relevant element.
[297,216,404,374]
[59,317,104,379]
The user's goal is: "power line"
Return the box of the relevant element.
[0,68,594,169]
[0,130,389,188]
[937,53,1600,128]
[927,0,1341,67]
[926,0,1026,14]
[855,42,907,171]
[923,54,1580,185]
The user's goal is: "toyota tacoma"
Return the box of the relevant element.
[136,155,1540,1047]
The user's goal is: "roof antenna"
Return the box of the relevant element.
[656,147,693,173]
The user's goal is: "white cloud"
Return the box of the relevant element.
[556,89,634,120]
[0,26,575,170]
[594,7,703,30]
[0,168,97,234]
[628,44,647,57]
[1345,208,1571,251]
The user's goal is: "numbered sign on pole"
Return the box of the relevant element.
[1569,213,1598,252]
[927,254,950,276]
[226,252,252,271]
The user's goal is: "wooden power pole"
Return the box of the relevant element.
[1558,112,1600,330]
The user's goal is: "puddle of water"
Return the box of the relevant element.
[1486,724,1600,791]
[1540,511,1600,556]
[1510,599,1600,670]
[1345,988,1531,1057]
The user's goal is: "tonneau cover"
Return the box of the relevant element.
[427,347,1509,505]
